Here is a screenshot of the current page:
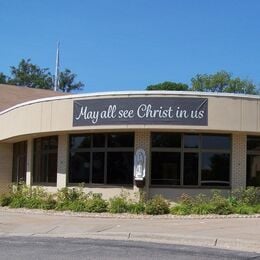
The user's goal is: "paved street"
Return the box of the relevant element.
[0,208,259,254]
[0,236,259,260]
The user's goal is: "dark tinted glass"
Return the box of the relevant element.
[47,152,58,183]
[12,141,27,182]
[107,133,134,147]
[247,136,260,151]
[33,137,58,183]
[184,134,200,148]
[152,133,181,148]
[70,135,91,150]
[247,155,260,186]
[201,134,230,150]
[93,134,106,147]
[107,152,133,184]
[92,152,105,183]
[184,153,198,185]
[69,152,90,183]
[151,152,181,185]
[201,153,230,186]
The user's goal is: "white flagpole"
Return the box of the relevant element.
[54,41,60,91]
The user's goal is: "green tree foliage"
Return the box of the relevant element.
[0,72,8,84]
[1,59,84,93]
[146,81,189,91]
[59,69,84,93]
[8,59,53,89]
[191,70,258,94]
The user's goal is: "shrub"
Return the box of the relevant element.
[0,194,11,206]
[127,202,145,214]
[231,187,260,206]
[234,204,255,214]
[170,204,191,215]
[109,195,129,213]
[85,193,108,213]
[145,195,170,215]
[55,187,86,211]
[209,191,233,215]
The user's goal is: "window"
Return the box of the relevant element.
[12,141,27,183]
[247,136,260,187]
[151,133,231,187]
[69,133,134,185]
[33,136,58,184]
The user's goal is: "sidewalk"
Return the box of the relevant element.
[0,208,259,253]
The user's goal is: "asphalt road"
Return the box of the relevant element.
[0,237,259,260]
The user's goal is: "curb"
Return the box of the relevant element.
[0,207,260,220]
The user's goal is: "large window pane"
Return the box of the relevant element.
[12,141,27,183]
[107,152,133,184]
[247,155,260,186]
[69,152,90,183]
[107,133,134,147]
[247,136,260,151]
[70,135,91,150]
[47,152,58,183]
[92,152,105,183]
[184,153,198,185]
[201,134,230,150]
[201,153,230,186]
[93,134,106,147]
[152,133,181,148]
[151,152,180,185]
[33,136,58,184]
[184,134,200,148]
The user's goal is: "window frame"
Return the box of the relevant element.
[32,136,58,185]
[150,132,231,188]
[246,135,260,187]
[68,132,134,186]
[12,141,27,183]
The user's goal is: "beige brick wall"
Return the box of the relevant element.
[0,143,13,194]
[57,134,68,189]
[134,131,151,198]
[231,133,247,189]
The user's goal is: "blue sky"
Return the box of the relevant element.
[0,0,260,93]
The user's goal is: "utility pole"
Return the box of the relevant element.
[54,41,60,91]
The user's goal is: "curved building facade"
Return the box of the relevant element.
[0,88,260,199]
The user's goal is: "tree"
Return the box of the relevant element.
[8,59,53,89]
[191,70,258,94]
[1,58,84,93]
[59,69,84,93]
[0,72,8,84]
[146,81,189,91]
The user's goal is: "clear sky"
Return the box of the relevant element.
[1,0,260,93]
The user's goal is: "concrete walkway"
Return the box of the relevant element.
[0,208,259,253]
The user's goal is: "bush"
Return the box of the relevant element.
[231,187,260,206]
[170,204,191,215]
[55,187,86,211]
[234,204,256,214]
[109,195,129,213]
[0,194,11,206]
[209,191,233,215]
[145,195,170,215]
[128,202,145,214]
[85,193,108,213]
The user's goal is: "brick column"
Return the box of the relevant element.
[57,134,68,189]
[26,139,33,186]
[232,133,247,189]
[0,143,13,194]
[134,131,150,198]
